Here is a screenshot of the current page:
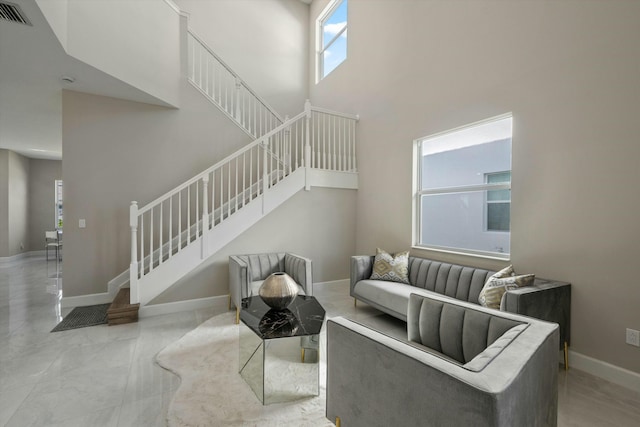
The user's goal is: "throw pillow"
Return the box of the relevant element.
[369,248,410,284]
[478,265,535,310]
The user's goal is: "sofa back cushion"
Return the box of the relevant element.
[408,257,496,304]
[407,293,525,364]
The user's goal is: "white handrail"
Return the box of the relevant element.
[187,30,283,138]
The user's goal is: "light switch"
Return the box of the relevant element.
[79,219,86,228]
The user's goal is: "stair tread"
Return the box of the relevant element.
[108,288,140,315]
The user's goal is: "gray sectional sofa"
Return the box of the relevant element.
[327,293,560,427]
[351,254,571,363]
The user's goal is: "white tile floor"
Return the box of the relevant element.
[1,255,639,426]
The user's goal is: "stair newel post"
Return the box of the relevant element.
[235,77,242,123]
[201,176,209,258]
[304,99,312,191]
[129,201,140,304]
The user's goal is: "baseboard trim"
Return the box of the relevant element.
[569,350,640,392]
[61,292,113,308]
[0,250,46,264]
[314,279,349,288]
[139,295,227,318]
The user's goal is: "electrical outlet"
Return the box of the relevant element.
[626,328,640,347]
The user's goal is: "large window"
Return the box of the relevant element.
[317,0,347,80]
[414,115,513,258]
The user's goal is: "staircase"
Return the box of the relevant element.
[108,29,358,311]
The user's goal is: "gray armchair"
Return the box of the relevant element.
[327,293,559,427]
[228,252,313,323]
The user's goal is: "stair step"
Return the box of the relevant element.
[107,288,140,325]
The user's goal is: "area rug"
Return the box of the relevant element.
[155,312,333,427]
[50,303,110,332]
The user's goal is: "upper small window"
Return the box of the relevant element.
[318,0,347,80]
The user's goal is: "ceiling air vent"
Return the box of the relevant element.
[0,1,31,26]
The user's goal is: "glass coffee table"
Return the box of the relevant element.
[239,295,325,405]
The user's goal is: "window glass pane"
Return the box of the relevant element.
[323,0,347,48]
[487,203,510,232]
[487,188,510,202]
[323,30,347,77]
[416,115,512,257]
[421,192,510,254]
[487,171,511,184]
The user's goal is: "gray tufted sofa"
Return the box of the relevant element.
[327,293,560,427]
[351,255,571,365]
[229,252,312,323]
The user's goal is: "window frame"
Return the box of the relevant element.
[316,0,348,82]
[412,114,513,260]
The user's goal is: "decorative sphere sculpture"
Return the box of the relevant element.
[258,272,298,310]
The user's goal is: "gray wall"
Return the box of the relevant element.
[0,149,30,257]
[28,159,63,251]
[0,151,63,256]
[0,150,9,256]
[62,87,251,298]
[309,0,640,373]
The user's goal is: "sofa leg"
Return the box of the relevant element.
[301,348,305,363]
[335,416,341,427]
[236,308,240,325]
[564,341,569,370]
[354,298,357,307]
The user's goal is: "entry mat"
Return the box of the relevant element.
[51,303,111,332]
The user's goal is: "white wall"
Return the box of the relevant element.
[309,0,640,374]
[176,0,310,117]
[38,0,181,107]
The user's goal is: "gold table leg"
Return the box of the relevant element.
[564,341,569,370]
[335,416,341,427]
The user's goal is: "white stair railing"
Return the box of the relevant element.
[187,30,283,138]
[129,102,358,304]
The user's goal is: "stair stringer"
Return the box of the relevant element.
[135,168,308,306]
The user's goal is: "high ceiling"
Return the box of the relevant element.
[0,0,173,160]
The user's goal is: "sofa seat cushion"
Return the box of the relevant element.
[354,280,449,318]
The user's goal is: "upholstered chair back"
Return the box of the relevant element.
[407,293,524,364]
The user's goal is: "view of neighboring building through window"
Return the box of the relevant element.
[415,115,513,258]
[485,171,511,232]
[318,0,347,80]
